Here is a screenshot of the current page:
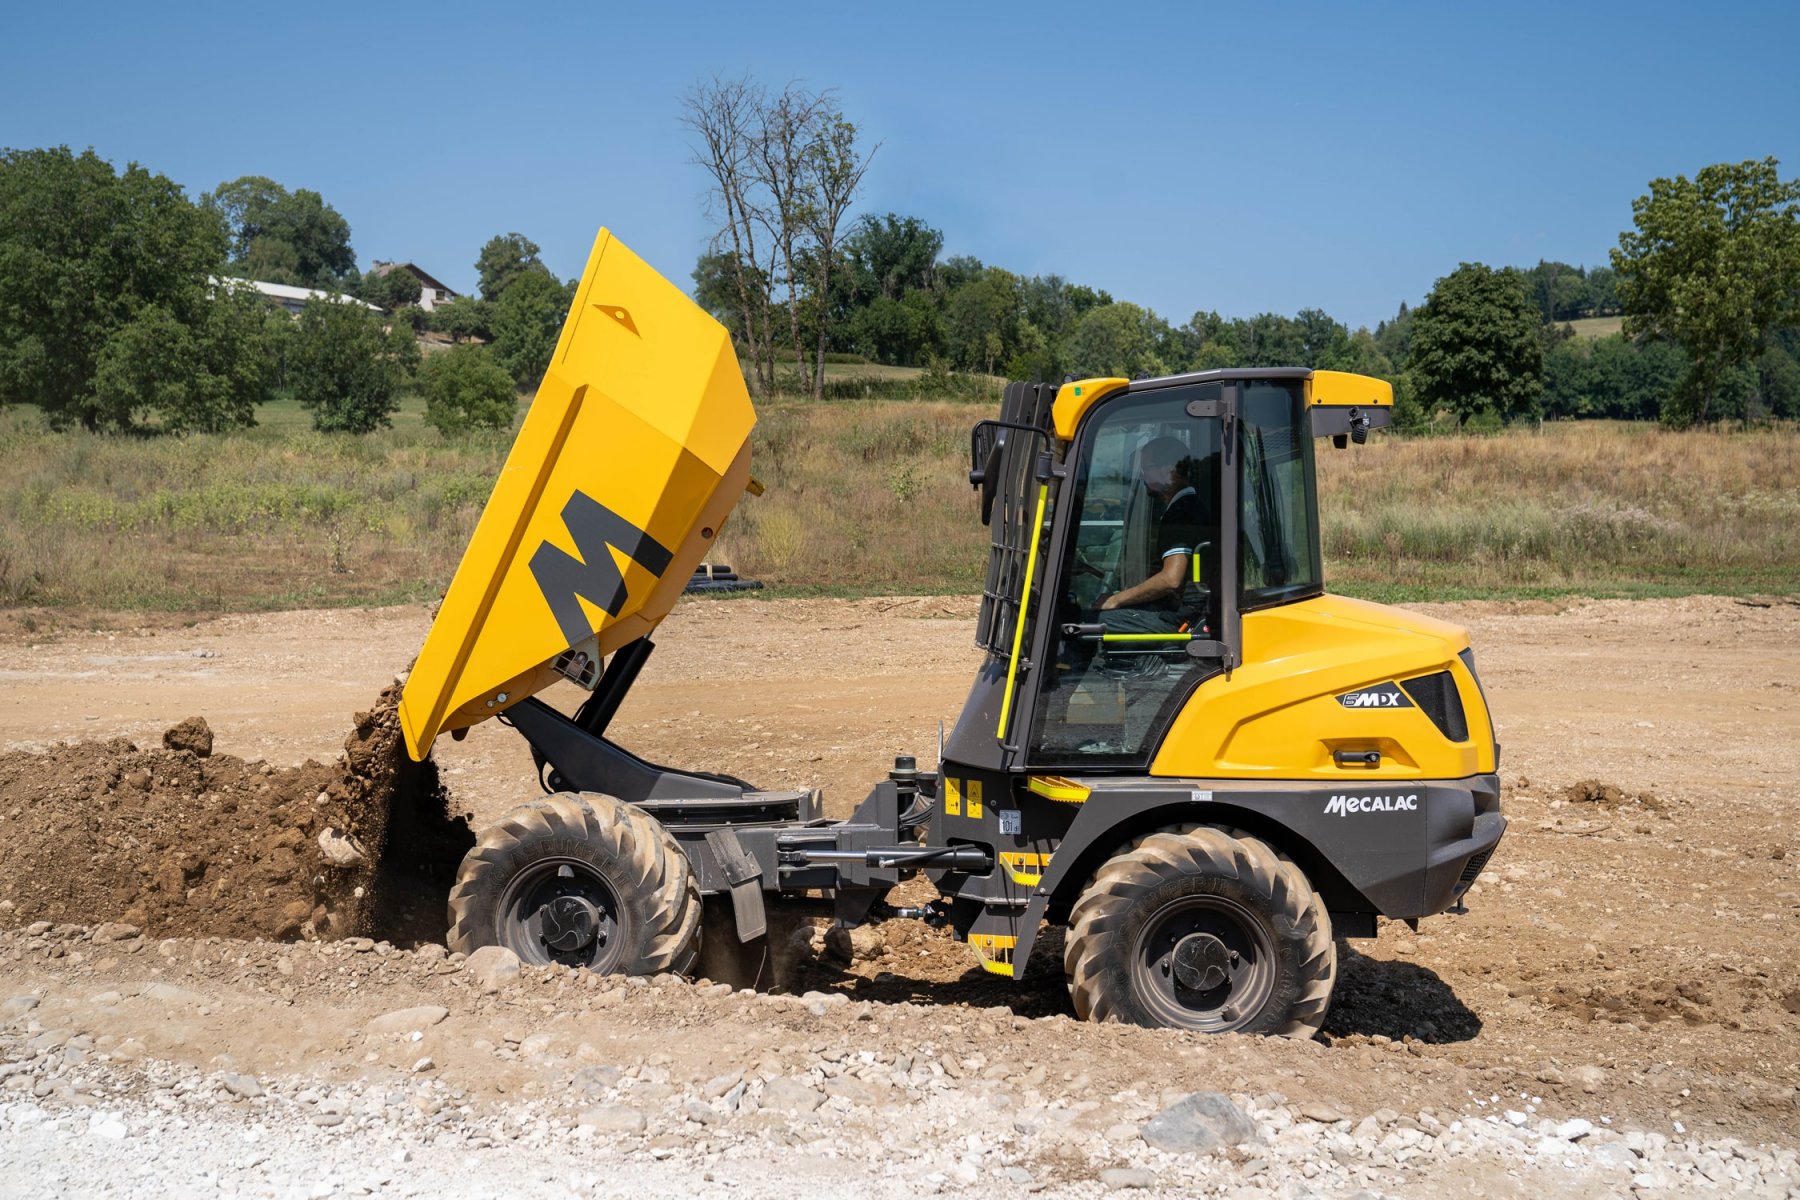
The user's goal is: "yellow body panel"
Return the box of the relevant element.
[1051,377,1128,440]
[399,229,754,760]
[1150,594,1496,781]
[1306,370,1394,409]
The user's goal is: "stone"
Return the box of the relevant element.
[1100,1167,1157,1190]
[577,1105,646,1135]
[411,1057,435,1073]
[89,1114,128,1140]
[1572,1065,1608,1094]
[573,1065,622,1096]
[1141,1092,1261,1154]
[820,1075,881,1107]
[317,827,368,868]
[997,1167,1035,1186]
[1298,1101,1348,1124]
[1,996,40,1020]
[366,1005,449,1036]
[466,945,522,989]
[91,922,140,943]
[822,924,886,964]
[221,1073,264,1099]
[162,717,213,757]
[1555,1117,1595,1141]
[761,1077,825,1113]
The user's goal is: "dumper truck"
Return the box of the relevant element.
[398,229,1505,1035]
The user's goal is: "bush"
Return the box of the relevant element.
[420,345,517,434]
[287,298,419,433]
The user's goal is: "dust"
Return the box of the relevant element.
[0,684,472,945]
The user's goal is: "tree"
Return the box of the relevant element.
[489,269,571,390]
[420,344,517,434]
[0,146,251,430]
[204,176,354,287]
[944,270,1019,374]
[1407,263,1544,426]
[843,213,941,301]
[428,295,492,344]
[1613,157,1800,426]
[1066,302,1168,378]
[287,297,418,433]
[475,233,546,301]
[358,266,424,314]
[799,106,876,398]
[89,284,281,432]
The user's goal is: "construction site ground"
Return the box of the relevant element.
[0,594,1796,1198]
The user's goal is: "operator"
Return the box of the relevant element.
[1097,436,1208,632]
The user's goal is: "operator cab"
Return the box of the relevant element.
[966,368,1379,773]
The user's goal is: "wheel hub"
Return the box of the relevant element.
[1171,932,1233,991]
[540,894,603,953]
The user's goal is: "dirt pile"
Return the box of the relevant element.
[0,684,472,945]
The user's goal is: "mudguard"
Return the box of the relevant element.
[399,230,755,760]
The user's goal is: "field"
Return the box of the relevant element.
[0,594,1796,1195]
[1,396,1797,621]
[1563,315,1626,339]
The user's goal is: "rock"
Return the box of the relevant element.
[1555,1117,1595,1141]
[91,922,139,943]
[1298,1101,1348,1124]
[162,717,213,757]
[702,1072,743,1099]
[1572,1064,1608,1094]
[221,1073,264,1099]
[573,1065,622,1096]
[317,827,368,868]
[684,1099,719,1125]
[577,1105,646,1135]
[89,1114,128,1140]
[466,945,521,989]
[822,924,886,964]
[997,1167,1035,1186]
[411,1057,435,1073]
[366,1005,449,1036]
[1141,1092,1261,1154]
[1100,1167,1157,1190]
[519,1033,553,1058]
[761,1077,825,1113]
[1,996,40,1020]
[820,1075,881,1107]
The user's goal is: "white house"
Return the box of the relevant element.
[370,262,460,311]
[208,276,384,317]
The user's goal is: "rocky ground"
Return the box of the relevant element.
[0,593,1797,1197]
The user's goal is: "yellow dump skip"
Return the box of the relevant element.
[399,229,754,760]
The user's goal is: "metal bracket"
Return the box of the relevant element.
[705,828,767,942]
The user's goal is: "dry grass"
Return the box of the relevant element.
[1317,421,1800,597]
[0,397,1795,613]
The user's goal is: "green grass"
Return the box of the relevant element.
[1,397,1796,614]
[1563,315,1626,339]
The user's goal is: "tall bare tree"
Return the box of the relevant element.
[683,76,878,399]
[802,109,876,399]
[680,75,778,396]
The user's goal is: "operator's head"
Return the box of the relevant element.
[1136,436,1192,501]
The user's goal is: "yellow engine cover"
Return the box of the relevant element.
[1150,594,1496,781]
[399,229,754,761]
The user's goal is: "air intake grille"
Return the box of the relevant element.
[1401,671,1468,743]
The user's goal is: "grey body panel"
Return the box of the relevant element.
[938,773,1504,980]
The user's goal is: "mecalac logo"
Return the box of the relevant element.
[1325,793,1419,816]
[1337,682,1413,709]
[529,491,672,648]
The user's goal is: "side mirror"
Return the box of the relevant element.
[968,420,1004,526]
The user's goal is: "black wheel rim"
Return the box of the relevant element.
[1130,894,1275,1031]
[495,856,624,971]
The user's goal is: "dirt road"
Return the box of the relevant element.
[1,594,1797,1197]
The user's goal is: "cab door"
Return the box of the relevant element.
[1025,383,1233,770]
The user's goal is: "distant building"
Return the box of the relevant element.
[370,261,460,311]
[209,276,383,317]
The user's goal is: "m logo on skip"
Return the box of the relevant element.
[1324,793,1419,816]
[528,491,672,647]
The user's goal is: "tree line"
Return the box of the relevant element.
[0,148,572,435]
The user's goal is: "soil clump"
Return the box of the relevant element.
[0,684,471,945]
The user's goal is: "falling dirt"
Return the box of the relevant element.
[0,685,472,945]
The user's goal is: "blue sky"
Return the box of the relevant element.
[5,1,1797,329]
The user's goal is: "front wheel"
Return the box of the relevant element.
[1064,828,1334,1036]
[447,792,700,976]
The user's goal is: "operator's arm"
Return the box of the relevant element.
[1099,552,1189,611]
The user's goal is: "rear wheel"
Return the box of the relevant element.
[1064,828,1334,1036]
[447,792,700,976]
